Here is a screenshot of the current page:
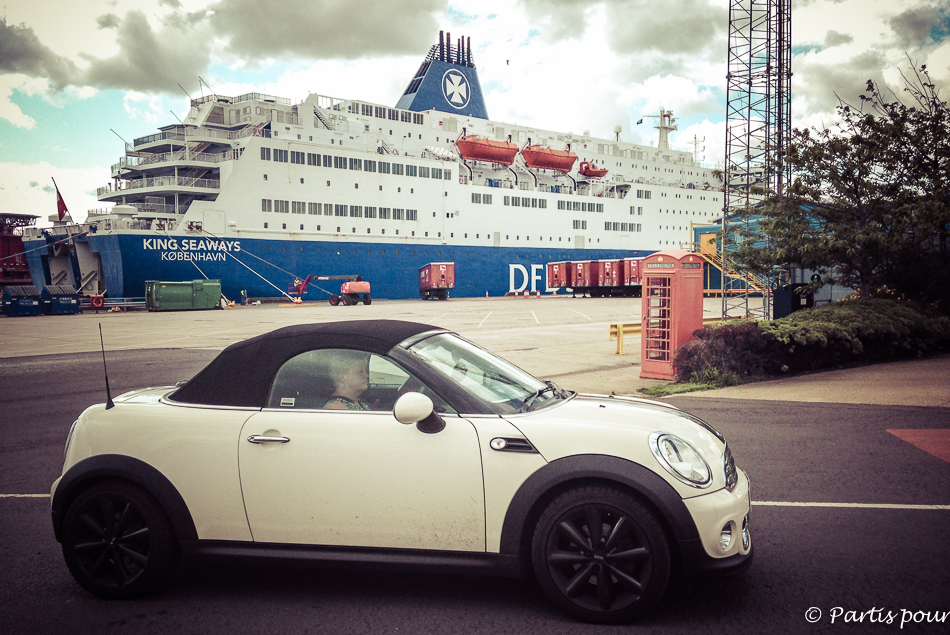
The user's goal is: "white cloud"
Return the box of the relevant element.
[0,74,48,128]
[0,162,111,226]
[122,91,166,122]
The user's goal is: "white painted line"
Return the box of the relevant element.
[426,313,448,324]
[753,501,950,510]
[478,312,492,328]
[568,307,591,321]
[530,310,539,324]
[0,494,48,498]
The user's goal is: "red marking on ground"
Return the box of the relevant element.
[888,429,950,464]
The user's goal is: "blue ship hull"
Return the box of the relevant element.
[25,233,651,301]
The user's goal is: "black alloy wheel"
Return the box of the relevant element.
[531,486,670,624]
[61,481,177,599]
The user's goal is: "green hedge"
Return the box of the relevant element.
[674,299,950,384]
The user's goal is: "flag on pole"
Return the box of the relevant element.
[52,178,68,221]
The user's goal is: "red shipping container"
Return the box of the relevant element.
[546,262,570,289]
[418,262,455,290]
[622,257,643,286]
[569,261,591,288]
[590,260,622,288]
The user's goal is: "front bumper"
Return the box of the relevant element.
[679,467,753,578]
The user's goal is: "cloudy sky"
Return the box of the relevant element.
[1,0,948,224]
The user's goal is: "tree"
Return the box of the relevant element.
[732,64,950,309]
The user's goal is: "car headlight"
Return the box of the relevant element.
[649,432,712,488]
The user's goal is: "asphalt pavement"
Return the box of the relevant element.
[1,296,949,634]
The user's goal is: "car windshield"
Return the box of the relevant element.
[406,333,565,414]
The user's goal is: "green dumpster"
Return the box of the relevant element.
[145,280,222,311]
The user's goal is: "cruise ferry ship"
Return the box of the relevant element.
[23,33,724,301]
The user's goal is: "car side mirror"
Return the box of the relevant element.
[393,392,446,434]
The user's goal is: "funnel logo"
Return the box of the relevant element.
[442,69,470,109]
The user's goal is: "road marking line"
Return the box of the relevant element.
[568,307,591,320]
[0,494,48,498]
[426,313,448,324]
[478,312,492,327]
[753,501,950,510]
[530,310,539,324]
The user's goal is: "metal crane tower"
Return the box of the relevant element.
[721,0,791,320]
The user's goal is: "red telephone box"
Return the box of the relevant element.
[640,250,704,380]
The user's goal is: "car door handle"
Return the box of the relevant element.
[247,435,291,444]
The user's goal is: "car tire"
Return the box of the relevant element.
[342,294,353,306]
[329,295,340,306]
[531,486,671,624]
[363,293,372,305]
[61,480,178,599]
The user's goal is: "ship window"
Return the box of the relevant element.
[261,147,271,161]
[300,225,304,231]
[444,169,452,180]
[282,224,286,230]
[264,174,268,180]
[300,178,304,184]
[323,155,332,167]
[264,223,268,229]
[262,199,272,212]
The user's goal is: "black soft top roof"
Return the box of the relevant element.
[169,320,444,407]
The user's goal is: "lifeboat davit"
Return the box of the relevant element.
[455,135,519,165]
[579,161,608,178]
[521,145,578,172]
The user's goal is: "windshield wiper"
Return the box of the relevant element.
[520,380,561,412]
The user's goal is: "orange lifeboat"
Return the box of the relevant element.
[579,161,608,178]
[521,145,578,172]
[455,135,519,165]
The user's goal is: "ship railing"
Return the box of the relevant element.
[112,150,231,173]
[99,176,220,195]
[134,130,186,146]
[235,92,291,106]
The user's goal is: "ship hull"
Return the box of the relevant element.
[24,233,651,301]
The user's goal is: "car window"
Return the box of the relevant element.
[266,349,453,413]
[406,333,552,414]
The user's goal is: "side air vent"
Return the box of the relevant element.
[489,437,538,453]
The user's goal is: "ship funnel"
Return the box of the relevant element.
[395,33,488,119]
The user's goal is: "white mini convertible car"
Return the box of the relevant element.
[52,320,752,623]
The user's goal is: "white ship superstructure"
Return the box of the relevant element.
[24,34,724,300]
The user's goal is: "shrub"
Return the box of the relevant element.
[674,321,781,384]
[673,298,950,384]
[761,298,950,371]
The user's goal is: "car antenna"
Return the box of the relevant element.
[99,323,115,410]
